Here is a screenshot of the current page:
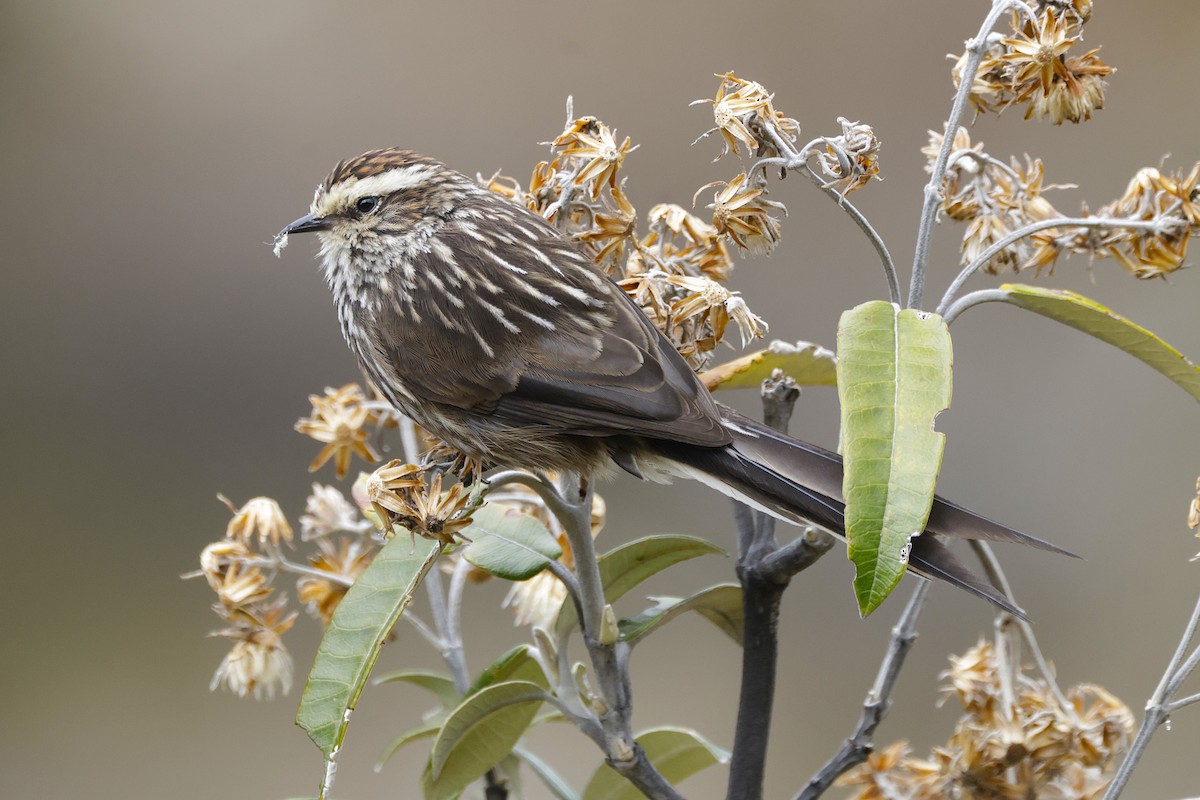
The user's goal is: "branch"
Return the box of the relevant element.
[726,372,828,800]
[1104,591,1200,798]
[968,541,1076,717]
[909,0,1034,309]
[551,471,683,800]
[934,216,1167,316]
[794,580,929,800]
[754,131,900,305]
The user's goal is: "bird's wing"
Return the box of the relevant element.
[363,214,730,447]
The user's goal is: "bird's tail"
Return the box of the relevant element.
[648,407,1077,618]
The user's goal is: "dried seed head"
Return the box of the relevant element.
[295,384,380,478]
[209,598,297,701]
[222,495,293,548]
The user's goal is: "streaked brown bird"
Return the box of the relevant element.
[277,147,1071,615]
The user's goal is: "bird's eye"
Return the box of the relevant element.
[355,196,380,215]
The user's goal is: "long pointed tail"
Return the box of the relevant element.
[647,407,1077,617]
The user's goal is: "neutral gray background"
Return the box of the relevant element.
[3,1,1199,798]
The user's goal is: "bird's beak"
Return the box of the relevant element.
[272,212,331,256]
[278,213,331,237]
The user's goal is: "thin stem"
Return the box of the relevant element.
[934,216,1167,316]
[1105,592,1200,798]
[910,0,1029,309]
[1151,592,1200,705]
[241,555,353,586]
[426,553,510,798]
[1163,642,1200,701]
[555,472,604,637]
[424,566,470,692]
[798,164,901,305]
[546,471,681,800]
[795,581,930,800]
[445,556,471,659]
[753,129,900,304]
[1165,691,1200,713]
[941,288,1008,325]
[398,414,422,463]
[969,541,1076,718]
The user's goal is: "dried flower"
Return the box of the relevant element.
[299,483,371,541]
[814,118,882,195]
[702,172,783,255]
[199,539,272,610]
[847,637,1133,798]
[296,537,374,625]
[295,384,380,478]
[951,5,1112,125]
[694,72,799,160]
[209,598,297,700]
[221,495,293,547]
[1190,477,1200,531]
[575,184,638,268]
[365,460,476,545]
[551,117,636,199]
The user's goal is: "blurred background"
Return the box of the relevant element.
[3,1,1199,797]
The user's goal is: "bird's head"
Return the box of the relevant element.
[274,148,473,283]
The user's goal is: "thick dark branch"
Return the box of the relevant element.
[727,372,828,800]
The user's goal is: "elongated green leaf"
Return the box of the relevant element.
[424,680,547,798]
[554,535,725,637]
[513,744,582,800]
[466,644,548,695]
[617,584,743,646]
[700,339,837,390]
[374,716,443,772]
[996,283,1200,403]
[296,536,442,797]
[374,669,459,708]
[582,727,731,800]
[462,503,563,580]
[837,301,952,616]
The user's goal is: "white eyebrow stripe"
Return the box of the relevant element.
[313,165,440,215]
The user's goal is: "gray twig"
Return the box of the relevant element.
[1105,591,1200,798]
[910,0,1032,309]
[794,580,929,800]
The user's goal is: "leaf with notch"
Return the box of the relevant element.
[837,301,951,617]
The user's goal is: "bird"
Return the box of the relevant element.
[276,147,1072,616]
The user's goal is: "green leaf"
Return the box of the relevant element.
[513,744,582,800]
[554,535,725,638]
[374,716,444,772]
[466,644,549,695]
[374,669,459,708]
[996,283,1200,403]
[424,680,547,798]
[462,503,563,580]
[296,536,442,797]
[700,339,838,390]
[581,727,731,800]
[837,301,952,617]
[617,583,743,646]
